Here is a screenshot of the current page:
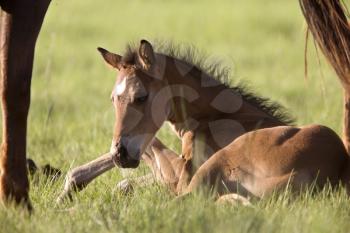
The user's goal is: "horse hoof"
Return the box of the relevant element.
[216,194,252,206]
[42,164,62,181]
[26,158,62,181]
[115,179,134,195]
[26,158,38,176]
[56,191,73,205]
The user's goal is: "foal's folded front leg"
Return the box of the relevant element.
[115,138,185,194]
[56,152,117,203]
[57,137,185,203]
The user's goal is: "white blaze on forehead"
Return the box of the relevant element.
[115,78,127,96]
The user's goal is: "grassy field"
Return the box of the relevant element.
[2,0,350,232]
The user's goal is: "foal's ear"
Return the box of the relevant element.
[97,47,122,70]
[138,39,155,70]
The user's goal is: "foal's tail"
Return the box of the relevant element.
[299,0,350,153]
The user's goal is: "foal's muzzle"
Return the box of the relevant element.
[112,142,140,168]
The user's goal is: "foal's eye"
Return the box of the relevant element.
[134,95,148,104]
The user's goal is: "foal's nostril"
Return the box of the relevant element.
[119,144,128,158]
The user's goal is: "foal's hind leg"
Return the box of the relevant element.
[179,148,291,199]
[175,157,253,205]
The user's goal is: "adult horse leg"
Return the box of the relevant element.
[0,0,51,208]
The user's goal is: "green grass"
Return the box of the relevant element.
[2,0,350,232]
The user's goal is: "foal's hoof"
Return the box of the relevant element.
[114,179,134,195]
[216,194,252,206]
[56,190,73,205]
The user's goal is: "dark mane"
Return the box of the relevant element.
[123,41,294,125]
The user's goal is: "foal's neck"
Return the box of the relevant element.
[164,56,286,137]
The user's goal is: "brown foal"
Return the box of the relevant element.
[58,37,350,203]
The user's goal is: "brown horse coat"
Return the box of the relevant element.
[58,39,350,203]
[185,125,349,196]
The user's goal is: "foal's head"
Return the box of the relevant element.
[98,40,168,168]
